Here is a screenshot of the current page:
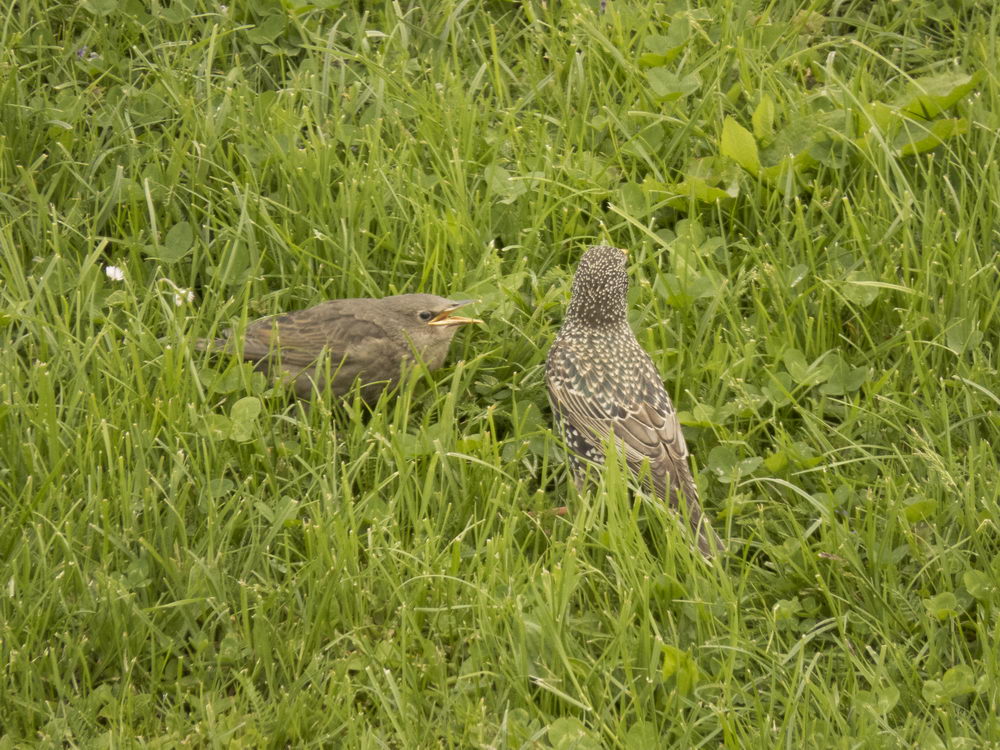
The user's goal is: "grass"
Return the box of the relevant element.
[1,0,998,746]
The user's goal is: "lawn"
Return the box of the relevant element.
[1,0,998,746]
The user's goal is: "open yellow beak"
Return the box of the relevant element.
[427,299,483,327]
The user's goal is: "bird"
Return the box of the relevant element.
[545,245,723,557]
[196,293,481,401]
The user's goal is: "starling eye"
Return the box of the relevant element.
[418,310,434,321]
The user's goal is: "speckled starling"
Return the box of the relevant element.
[545,246,723,557]
[196,294,481,401]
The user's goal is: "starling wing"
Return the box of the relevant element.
[546,346,723,557]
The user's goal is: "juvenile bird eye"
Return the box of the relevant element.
[418,310,434,321]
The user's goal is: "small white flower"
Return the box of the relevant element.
[105,265,125,281]
[173,289,195,306]
[160,277,195,306]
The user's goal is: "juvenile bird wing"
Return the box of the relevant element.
[199,301,404,379]
[238,301,397,368]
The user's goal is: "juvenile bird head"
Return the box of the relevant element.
[566,245,630,327]
[381,294,481,367]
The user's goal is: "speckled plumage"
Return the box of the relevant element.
[196,294,480,401]
[545,246,723,557]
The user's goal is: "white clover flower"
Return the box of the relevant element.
[105,265,125,281]
[160,278,195,306]
[173,289,195,306]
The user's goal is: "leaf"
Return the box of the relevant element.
[159,3,192,24]
[661,156,741,208]
[842,271,881,307]
[646,69,701,102]
[763,450,788,473]
[963,569,996,603]
[761,371,794,407]
[656,274,694,309]
[247,13,287,44]
[707,446,763,483]
[903,495,938,523]
[660,644,700,695]
[199,414,232,441]
[922,664,976,705]
[782,349,808,380]
[638,17,690,67]
[867,101,896,132]
[207,478,235,497]
[773,597,802,622]
[484,163,510,191]
[547,718,601,750]
[923,591,959,620]
[945,316,982,355]
[760,114,822,170]
[199,364,244,395]
[679,402,725,428]
[786,264,808,287]
[782,349,830,388]
[484,163,528,204]
[396,430,434,459]
[857,685,900,715]
[720,117,760,175]
[792,9,827,35]
[229,421,255,443]
[229,396,262,442]
[154,221,194,264]
[621,123,665,159]
[624,722,659,750]
[104,290,130,307]
[684,157,741,192]
[497,708,539,748]
[875,684,901,713]
[230,396,262,423]
[668,177,733,206]
[615,182,651,218]
[897,118,969,156]
[788,442,822,469]
[898,71,983,119]
[764,442,822,476]
[83,0,120,15]
[752,94,775,140]
[916,728,947,750]
[818,354,867,395]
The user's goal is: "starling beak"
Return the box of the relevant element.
[545,246,723,558]
[196,293,481,401]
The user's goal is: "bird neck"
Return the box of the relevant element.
[566,296,629,329]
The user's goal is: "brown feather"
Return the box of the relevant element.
[197,294,478,401]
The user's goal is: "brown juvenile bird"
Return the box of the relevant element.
[545,246,723,557]
[196,294,480,401]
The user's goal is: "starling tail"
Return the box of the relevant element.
[545,245,723,558]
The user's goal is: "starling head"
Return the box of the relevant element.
[566,245,630,327]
